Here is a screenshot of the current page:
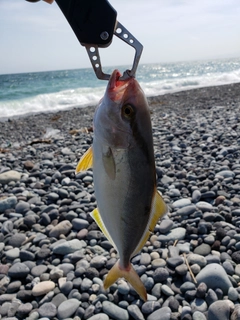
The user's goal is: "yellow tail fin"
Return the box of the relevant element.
[104,260,147,301]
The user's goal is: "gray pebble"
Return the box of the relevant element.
[208,300,230,320]
[147,306,171,320]
[0,170,21,185]
[192,311,207,320]
[53,239,85,254]
[194,243,211,256]
[57,298,80,319]
[0,196,17,213]
[228,287,239,301]
[172,199,191,209]
[8,262,30,279]
[102,301,129,320]
[159,220,174,234]
[8,233,26,247]
[196,263,233,294]
[153,267,169,282]
[142,301,160,315]
[161,285,174,296]
[5,248,20,260]
[49,220,72,238]
[38,302,57,318]
[87,314,109,320]
[176,204,196,216]
[140,253,151,266]
[191,298,208,313]
[72,218,89,230]
[127,304,144,320]
[158,227,186,242]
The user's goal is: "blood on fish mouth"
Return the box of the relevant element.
[108,69,135,102]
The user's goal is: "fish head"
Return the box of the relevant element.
[94,69,152,149]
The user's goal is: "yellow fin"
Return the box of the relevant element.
[75,146,93,173]
[132,189,168,257]
[149,189,168,232]
[104,260,147,301]
[90,208,116,249]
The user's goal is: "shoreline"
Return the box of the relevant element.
[1,82,240,146]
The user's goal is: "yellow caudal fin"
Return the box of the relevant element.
[90,208,116,249]
[132,189,168,257]
[104,260,147,301]
[75,146,93,173]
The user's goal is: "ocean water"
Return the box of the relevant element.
[0,57,240,119]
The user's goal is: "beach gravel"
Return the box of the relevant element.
[1,83,240,319]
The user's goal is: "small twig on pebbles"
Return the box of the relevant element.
[184,253,197,284]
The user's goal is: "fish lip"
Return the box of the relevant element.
[108,69,132,102]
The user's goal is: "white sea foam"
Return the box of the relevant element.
[141,68,240,97]
[1,61,240,119]
[0,86,105,119]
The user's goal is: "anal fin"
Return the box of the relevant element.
[91,208,116,249]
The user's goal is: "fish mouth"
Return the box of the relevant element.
[108,70,132,102]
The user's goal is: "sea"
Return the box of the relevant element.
[0,57,240,120]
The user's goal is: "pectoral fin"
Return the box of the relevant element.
[132,189,168,257]
[102,146,116,180]
[75,146,93,173]
[91,208,116,249]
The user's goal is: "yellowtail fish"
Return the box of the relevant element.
[76,70,168,301]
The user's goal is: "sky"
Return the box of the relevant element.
[0,0,240,74]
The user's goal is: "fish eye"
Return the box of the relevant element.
[122,104,135,119]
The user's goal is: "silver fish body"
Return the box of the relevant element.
[76,70,167,300]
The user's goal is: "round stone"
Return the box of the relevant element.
[8,262,30,278]
[208,300,230,320]
[196,263,232,294]
[57,298,80,319]
[32,281,55,296]
[147,306,171,320]
[102,301,129,320]
[38,302,57,318]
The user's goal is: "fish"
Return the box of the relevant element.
[75,69,168,301]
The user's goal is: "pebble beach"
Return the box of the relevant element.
[1,82,240,320]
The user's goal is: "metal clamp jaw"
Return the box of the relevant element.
[25,0,143,80]
[85,21,143,80]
